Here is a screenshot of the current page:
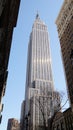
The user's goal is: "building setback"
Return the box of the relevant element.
[56,0,73,110]
[0,0,20,123]
[21,14,61,130]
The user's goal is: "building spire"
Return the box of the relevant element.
[36,11,40,19]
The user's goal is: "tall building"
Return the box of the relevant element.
[56,0,73,110]
[0,0,20,123]
[7,118,20,130]
[23,14,60,130]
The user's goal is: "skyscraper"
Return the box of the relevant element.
[25,14,54,91]
[56,0,73,110]
[23,14,60,130]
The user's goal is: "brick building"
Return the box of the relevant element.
[56,0,73,110]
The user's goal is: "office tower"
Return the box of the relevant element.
[0,0,20,123]
[23,14,60,130]
[7,118,20,130]
[56,0,73,110]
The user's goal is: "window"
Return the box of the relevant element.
[57,124,60,130]
[32,81,35,88]
[61,122,64,130]
[70,49,73,61]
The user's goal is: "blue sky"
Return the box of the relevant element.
[0,0,69,129]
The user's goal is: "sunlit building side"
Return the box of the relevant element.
[56,0,73,111]
[21,14,61,130]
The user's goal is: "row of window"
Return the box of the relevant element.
[33,22,47,31]
[53,121,65,130]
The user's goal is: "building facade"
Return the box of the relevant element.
[0,0,20,123]
[63,107,73,130]
[7,118,20,130]
[56,0,73,110]
[29,89,60,130]
[51,112,66,130]
[48,107,73,130]
[22,14,60,130]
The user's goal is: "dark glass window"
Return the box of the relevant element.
[61,122,64,130]
[32,81,35,88]
[57,124,60,130]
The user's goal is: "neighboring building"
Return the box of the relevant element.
[21,14,60,130]
[56,0,73,110]
[0,0,20,123]
[48,107,73,130]
[7,118,20,130]
[63,107,73,130]
[51,112,66,130]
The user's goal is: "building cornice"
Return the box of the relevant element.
[56,0,73,39]
[56,0,72,24]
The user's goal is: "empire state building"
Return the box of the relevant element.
[26,14,54,91]
[21,14,60,130]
